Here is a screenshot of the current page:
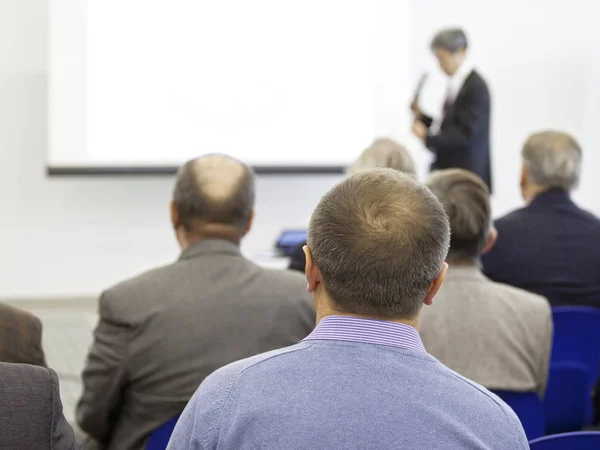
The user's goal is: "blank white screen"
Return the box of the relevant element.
[86,0,375,167]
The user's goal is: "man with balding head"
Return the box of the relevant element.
[482,131,600,308]
[77,155,315,449]
[169,169,528,450]
[421,169,552,398]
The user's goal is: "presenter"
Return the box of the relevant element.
[411,28,492,190]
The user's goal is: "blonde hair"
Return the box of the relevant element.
[347,138,416,176]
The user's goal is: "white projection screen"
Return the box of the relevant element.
[48,0,411,174]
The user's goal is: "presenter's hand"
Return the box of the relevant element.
[410,99,421,116]
[412,120,428,140]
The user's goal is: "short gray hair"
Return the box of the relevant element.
[427,169,491,261]
[522,131,582,191]
[431,28,468,53]
[347,138,416,176]
[172,154,255,231]
[308,169,450,319]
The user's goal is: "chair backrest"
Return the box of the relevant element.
[543,362,589,435]
[146,414,181,450]
[551,307,600,366]
[492,391,545,441]
[551,306,600,424]
[529,431,600,449]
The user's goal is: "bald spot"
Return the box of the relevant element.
[173,154,255,231]
[192,155,247,202]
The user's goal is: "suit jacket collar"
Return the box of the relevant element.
[528,188,573,210]
[444,264,487,282]
[179,238,242,261]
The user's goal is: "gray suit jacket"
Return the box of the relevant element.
[0,362,79,449]
[77,239,315,450]
[0,302,46,366]
[420,266,553,397]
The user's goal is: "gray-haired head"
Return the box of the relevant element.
[430,28,468,53]
[347,138,416,177]
[307,168,450,320]
[427,169,491,262]
[522,131,582,191]
[172,154,255,235]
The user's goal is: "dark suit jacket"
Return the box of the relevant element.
[0,362,79,449]
[482,189,600,308]
[77,239,316,450]
[0,302,46,366]
[420,70,492,190]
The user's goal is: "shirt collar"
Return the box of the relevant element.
[304,315,426,352]
[448,60,474,100]
[178,238,241,261]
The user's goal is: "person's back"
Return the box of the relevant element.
[422,266,552,396]
[422,170,552,396]
[0,301,46,366]
[169,169,528,450]
[483,190,600,307]
[171,330,527,450]
[482,131,600,308]
[77,155,315,449]
[0,362,79,449]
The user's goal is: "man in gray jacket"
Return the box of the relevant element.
[77,154,315,449]
[421,169,552,397]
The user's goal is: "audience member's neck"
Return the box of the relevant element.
[316,302,420,331]
[178,224,242,251]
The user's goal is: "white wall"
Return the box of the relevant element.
[0,0,341,298]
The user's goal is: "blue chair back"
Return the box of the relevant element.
[492,391,545,441]
[529,431,600,449]
[146,414,181,450]
[551,306,600,424]
[543,362,589,434]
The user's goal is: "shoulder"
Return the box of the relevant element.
[0,302,42,331]
[436,363,525,428]
[486,280,551,314]
[187,343,313,410]
[99,261,181,320]
[201,343,312,390]
[468,70,489,89]
[0,362,53,390]
[494,206,530,229]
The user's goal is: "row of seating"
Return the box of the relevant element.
[495,306,600,440]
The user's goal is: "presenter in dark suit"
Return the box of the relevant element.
[411,28,492,190]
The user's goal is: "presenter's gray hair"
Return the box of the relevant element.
[522,131,582,191]
[431,28,468,53]
[347,138,416,176]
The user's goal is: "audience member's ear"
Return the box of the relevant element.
[481,228,498,255]
[243,210,255,236]
[520,164,529,201]
[170,201,180,230]
[303,245,322,293]
[423,262,447,306]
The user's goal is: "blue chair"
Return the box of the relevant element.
[543,362,589,434]
[551,306,600,424]
[146,414,181,450]
[529,431,600,449]
[492,391,545,440]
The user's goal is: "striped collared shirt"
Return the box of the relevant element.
[304,315,426,352]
